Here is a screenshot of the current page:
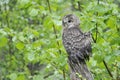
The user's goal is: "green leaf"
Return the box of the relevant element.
[16,75,25,80]
[9,73,17,80]
[20,0,30,4]
[28,53,35,61]
[32,40,41,47]
[31,29,39,37]
[18,0,30,8]
[43,16,53,28]
[0,36,8,47]
[93,5,108,14]
[16,42,25,50]
[104,55,112,62]
[114,50,120,56]
[29,8,39,17]
[39,6,45,11]
[33,75,44,80]
[106,17,116,28]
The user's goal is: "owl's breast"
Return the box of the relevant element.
[62,28,83,52]
[62,28,83,43]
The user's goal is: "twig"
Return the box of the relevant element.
[44,72,54,79]
[77,1,81,11]
[103,60,113,78]
[53,24,62,54]
[91,33,96,43]
[47,0,51,13]
[98,0,100,4]
[97,1,113,78]
[116,25,120,32]
[94,0,100,43]
[46,0,65,80]
[95,23,98,43]
[46,0,61,54]
[5,3,13,54]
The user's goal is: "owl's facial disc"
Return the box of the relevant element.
[62,14,80,29]
[62,16,74,28]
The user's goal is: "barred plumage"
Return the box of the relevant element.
[62,14,93,80]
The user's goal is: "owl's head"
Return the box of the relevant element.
[62,14,80,29]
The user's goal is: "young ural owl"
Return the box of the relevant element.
[62,14,93,80]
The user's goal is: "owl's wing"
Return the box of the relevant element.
[62,28,92,61]
[79,32,92,59]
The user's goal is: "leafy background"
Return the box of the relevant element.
[0,0,120,80]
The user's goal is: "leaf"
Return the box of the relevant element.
[33,75,44,80]
[106,17,116,28]
[28,53,35,61]
[0,36,8,47]
[18,0,30,8]
[32,40,41,47]
[29,8,39,17]
[31,29,39,37]
[43,16,53,28]
[9,73,17,80]
[93,5,108,14]
[104,55,112,62]
[20,0,30,4]
[39,6,45,11]
[114,50,120,56]
[16,74,25,80]
[16,42,25,50]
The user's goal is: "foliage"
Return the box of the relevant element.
[0,0,120,80]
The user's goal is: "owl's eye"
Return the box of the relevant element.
[68,20,72,23]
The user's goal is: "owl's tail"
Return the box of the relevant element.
[68,57,93,80]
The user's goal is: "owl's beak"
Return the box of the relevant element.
[67,23,74,28]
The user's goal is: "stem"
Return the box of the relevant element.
[95,23,98,43]
[91,33,96,43]
[63,69,66,80]
[103,60,113,78]
[98,0,100,4]
[5,3,13,54]
[46,0,65,80]
[116,25,120,32]
[47,0,51,13]
[46,0,61,54]
[94,0,100,43]
[53,24,62,54]
[77,1,81,11]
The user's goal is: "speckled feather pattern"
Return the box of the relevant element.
[62,27,92,61]
[62,14,93,80]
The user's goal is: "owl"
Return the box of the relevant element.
[62,14,93,80]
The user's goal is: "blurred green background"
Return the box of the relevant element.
[0,0,120,80]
